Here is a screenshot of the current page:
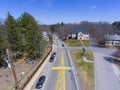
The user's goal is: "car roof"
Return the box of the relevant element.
[39,75,45,80]
[41,75,45,78]
[53,52,56,54]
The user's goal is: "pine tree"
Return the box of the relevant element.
[5,12,21,53]
[0,32,6,66]
[19,12,39,59]
[36,28,44,59]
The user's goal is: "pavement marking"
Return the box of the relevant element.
[55,51,66,90]
[63,69,66,90]
[112,63,120,80]
[52,67,71,70]
[66,46,81,90]
[45,65,52,72]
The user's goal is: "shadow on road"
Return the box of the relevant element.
[104,57,114,63]
[104,57,120,63]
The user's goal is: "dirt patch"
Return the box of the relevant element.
[0,47,51,90]
[0,59,38,90]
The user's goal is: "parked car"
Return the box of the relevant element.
[52,52,56,57]
[62,44,64,47]
[35,75,45,89]
[49,56,55,62]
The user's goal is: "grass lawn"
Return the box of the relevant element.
[64,39,90,46]
[85,50,94,61]
[83,40,90,46]
[65,39,82,46]
[71,50,94,90]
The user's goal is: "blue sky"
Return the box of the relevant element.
[0,0,120,24]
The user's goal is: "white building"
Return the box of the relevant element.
[69,29,89,40]
[43,31,49,41]
[77,32,89,40]
[105,34,120,46]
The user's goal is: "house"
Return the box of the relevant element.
[43,31,49,41]
[105,34,120,46]
[68,29,89,40]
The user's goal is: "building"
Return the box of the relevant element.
[68,29,89,40]
[43,31,49,41]
[105,34,120,46]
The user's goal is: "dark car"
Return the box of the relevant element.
[49,56,54,62]
[62,44,64,47]
[35,75,45,89]
[52,52,56,57]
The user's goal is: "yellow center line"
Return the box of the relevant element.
[56,50,66,90]
[59,83,64,90]
[63,70,66,90]
[52,67,71,70]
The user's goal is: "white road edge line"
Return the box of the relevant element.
[42,41,58,90]
[65,45,81,90]
[112,63,120,80]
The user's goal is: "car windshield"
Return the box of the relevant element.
[38,80,43,84]
[50,56,54,59]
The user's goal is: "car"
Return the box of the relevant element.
[35,75,45,89]
[52,52,56,57]
[62,44,64,47]
[49,56,54,62]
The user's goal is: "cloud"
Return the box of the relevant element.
[90,5,97,10]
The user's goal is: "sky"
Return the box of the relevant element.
[0,0,120,24]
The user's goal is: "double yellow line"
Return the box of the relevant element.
[56,51,66,90]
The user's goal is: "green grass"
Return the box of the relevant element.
[65,39,82,46]
[83,40,90,46]
[85,51,94,61]
[64,39,90,46]
[72,50,94,81]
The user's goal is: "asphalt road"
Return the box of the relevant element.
[33,35,81,90]
[33,36,120,90]
[68,45,120,89]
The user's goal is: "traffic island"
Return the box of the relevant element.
[71,50,94,90]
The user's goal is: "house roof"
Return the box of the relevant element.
[71,29,89,34]
[105,34,120,41]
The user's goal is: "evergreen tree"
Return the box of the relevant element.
[50,25,55,33]
[113,21,120,30]
[5,12,21,53]
[35,29,44,59]
[0,32,6,66]
[19,12,39,59]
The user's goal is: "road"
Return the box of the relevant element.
[33,35,81,90]
[32,36,120,90]
[68,44,120,90]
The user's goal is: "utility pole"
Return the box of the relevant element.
[82,47,86,56]
[5,49,19,89]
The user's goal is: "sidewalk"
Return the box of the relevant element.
[23,54,51,90]
[23,45,55,90]
[83,56,94,63]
